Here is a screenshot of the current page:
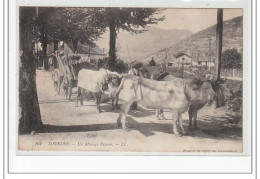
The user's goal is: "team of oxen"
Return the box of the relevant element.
[74,68,229,137]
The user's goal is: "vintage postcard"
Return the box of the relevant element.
[18,7,244,154]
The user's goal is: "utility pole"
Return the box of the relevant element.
[208,36,212,72]
[164,53,167,72]
[214,9,223,81]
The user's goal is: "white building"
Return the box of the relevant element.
[192,56,215,68]
[173,53,192,69]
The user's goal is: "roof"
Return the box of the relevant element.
[65,42,105,55]
[175,53,191,59]
[168,60,175,64]
[192,56,215,62]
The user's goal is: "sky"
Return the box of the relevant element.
[153,9,243,33]
[95,8,243,57]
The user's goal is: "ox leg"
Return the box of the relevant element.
[76,87,81,107]
[156,109,166,120]
[155,109,160,120]
[94,93,102,113]
[111,97,115,110]
[172,110,181,137]
[178,114,186,135]
[159,109,166,120]
[58,76,63,95]
[117,102,131,129]
[188,106,194,130]
[131,102,138,110]
[80,89,84,105]
[56,79,60,95]
[193,110,198,129]
[115,93,120,109]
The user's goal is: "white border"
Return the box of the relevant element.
[7,0,254,174]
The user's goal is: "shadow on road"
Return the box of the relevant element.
[125,114,242,140]
[194,114,242,139]
[126,117,172,137]
[40,123,119,133]
[38,99,75,104]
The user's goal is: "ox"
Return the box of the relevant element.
[107,72,122,110]
[51,68,63,95]
[157,75,229,130]
[113,75,216,136]
[76,69,118,113]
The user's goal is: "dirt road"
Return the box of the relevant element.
[18,70,242,153]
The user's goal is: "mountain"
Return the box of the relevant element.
[142,16,243,64]
[114,27,192,61]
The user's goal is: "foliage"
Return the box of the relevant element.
[98,57,128,73]
[59,8,105,45]
[131,61,144,69]
[114,59,129,73]
[221,48,242,69]
[35,7,105,47]
[149,58,156,66]
[87,8,165,70]
[87,8,165,34]
[224,80,242,117]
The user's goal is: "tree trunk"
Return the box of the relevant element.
[214,9,223,81]
[72,39,78,54]
[41,24,48,70]
[106,20,117,71]
[19,7,43,134]
[42,40,47,69]
[54,40,59,52]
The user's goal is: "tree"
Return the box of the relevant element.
[214,9,223,81]
[59,8,105,53]
[35,7,57,69]
[35,7,105,67]
[88,8,165,71]
[131,61,144,69]
[149,57,156,66]
[19,7,43,134]
[221,48,242,69]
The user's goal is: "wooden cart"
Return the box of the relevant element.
[54,54,93,100]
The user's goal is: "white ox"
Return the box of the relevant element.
[113,74,216,136]
[76,69,120,113]
[157,75,230,130]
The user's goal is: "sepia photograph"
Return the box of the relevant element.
[18,7,244,153]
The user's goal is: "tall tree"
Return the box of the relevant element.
[35,7,55,69]
[59,8,105,53]
[19,7,43,134]
[214,9,223,81]
[35,7,105,60]
[88,8,165,71]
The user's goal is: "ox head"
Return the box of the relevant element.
[190,78,217,111]
[99,74,111,92]
[209,79,232,108]
[102,74,122,96]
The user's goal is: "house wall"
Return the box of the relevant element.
[193,61,215,68]
[176,55,191,68]
[191,61,199,66]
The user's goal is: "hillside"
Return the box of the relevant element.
[142,16,243,64]
[115,27,192,60]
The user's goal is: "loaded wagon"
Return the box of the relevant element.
[53,53,99,100]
